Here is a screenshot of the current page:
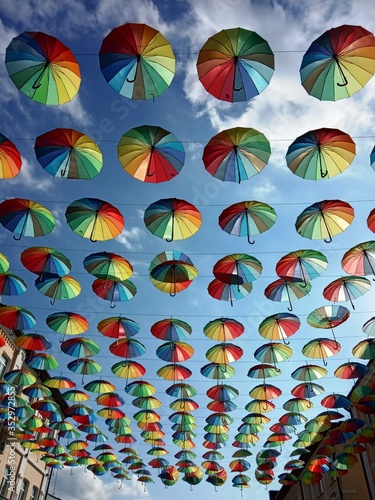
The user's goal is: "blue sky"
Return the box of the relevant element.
[1,0,375,499]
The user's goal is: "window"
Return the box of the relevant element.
[29,486,38,500]
[0,353,10,378]
[0,466,10,499]
[18,479,29,500]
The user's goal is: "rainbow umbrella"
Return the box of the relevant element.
[207,400,237,412]
[99,23,175,100]
[0,134,21,178]
[279,413,307,426]
[157,364,192,381]
[170,399,198,412]
[144,198,201,241]
[203,127,271,183]
[118,125,184,183]
[219,200,277,244]
[0,253,9,274]
[97,316,139,339]
[278,473,298,486]
[4,369,36,386]
[245,400,275,413]
[65,197,124,242]
[149,250,198,296]
[367,208,375,233]
[25,352,59,370]
[208,279,252,306]
[249,384,282,400]
[111,360,146,381]
[83,379,115,394]
[0,198,55,239]
[0,305,36,330]
[150,318,192,341]
[333,452,358,470]
[109,338,146,358]
[307,305,350,345]
[302,338,341,366]
[197,27,274,102]
[203,317,244,341]
[67,358,102,383]
[213,253,263,285]
[46,311,89,340]
[166,382,197,399]
[14,333,52,351]
[352,338,375,359]
[60,389,89,402]
[61,337,100,358]
[21,246,71,279]
[207,384,239,401]
[291,382,324,399]
[201,362,236,380]
[362,316,375,337]
[247,364,281,382]
[323,276,371,309]
[300,25,375,101]
[156,342,194,363]
[5,31,81,105]
[264,278,311,311]
[286,128,355,179]
[35,275,81,305]
[83,251,133,282]
[125,381,156,398]
[321,394,351,409]
[291,364,328,382]
[295,199,354,243]
[341,241,375,278]
[92,278,136,308]
[258,313,300,345]
[22,383,52,399]
[254,343,293,367]
[133,396,162,410]
[44,376,76,389]
[34,128,102,179]
[0,273,26,296]
[276,249,328,285]
[205,343,243,364]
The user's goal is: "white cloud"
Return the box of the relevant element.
[5,158,55,193]
[117,226,145,250]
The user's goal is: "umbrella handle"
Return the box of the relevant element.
[110,301,116,309]
[282,337,290,346]
[324,236,333,243]
[233,85,243,92]
[32,64,48,89]
[287,304,293,312]
[118,479,122,489]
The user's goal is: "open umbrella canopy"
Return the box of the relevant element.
[205,343,243,364]
[323,276,371,309]
[97,316,140,339]
[46,311,88,337]
[149,250,198,296]
[219,200,277,244]
[151,318,192,341]
[0,305,36,330]
[258,313,301,345]
[14,333,52,351]
[201,362,236,380]
[213,253,263,285]
[99,23,175,100]
[109,338,146,358]
[197,27,274,102]
[34,128,102,179]
[144,198,202,241]
[203,127,271,183]
[5,31,81,105]
[254,343,293,366]
[276,249,328,284]
[307,305,351,344]
[35,275,81,305]
[203,317,244,341]
[341,241,375,277]
[0,272,27,296]
[352,338,375,359]
[92,278,136,308]
[300,24,375,101]
[208,279,253,306]
[0,134,21,179]
[295,199,354,243]
[156,341,194,363]
[61,337,100,358]
[302,338,341,366]
[21,246,71,278]
[118,125,185,183]
[83,251,133,282]
[286,128,355,180]
[334,361,369,379]
[264,278,311,311]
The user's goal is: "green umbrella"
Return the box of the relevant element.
[35,275,81,305]
[25,353,59,370]
[0,253,10,273]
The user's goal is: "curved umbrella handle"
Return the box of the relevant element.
[287,304,293,312]
[324,236,333,243]
[13,233,22,241]
[233,85,243,92]
[282,337,290,346]
[110,301,116,309]
[118,479,122,489]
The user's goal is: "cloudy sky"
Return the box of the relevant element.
[1,0,375,499]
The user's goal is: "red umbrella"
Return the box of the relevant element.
[323,276,371,309]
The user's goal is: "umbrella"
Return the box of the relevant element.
[156,342,194,363]
[92,278,136,308]
[205,343,243,364]
[247,364,281,382]
[111,360,146,381]
[286,128,355,179]
[200,362,236,381]
[352,338,375,359]
[291,382,324,399]
[196,27,274,102]
[83,379,116,394]
[46,311,89,340]
[342,241,375,278]
[67,358,102,383]
[249,384,282,400]
[21,246,71,278]
[65,197,124,242]
[166,382,197,399]
[98,316,139,339]
[109,338,146,358]
[44,376,76,389]
[5,31,80,105]
[99,23,175,100]
[0,253,9,274]
[254,343,293,368]
[83,251,133,282]
[219,200,277,244]
[258,313,300,345]
[0,198,55,239]
[26,352,58,370]
[203,127,271,183]
[302,338,341,366]
[207,384,239,401]
[118,125,185,183]
[203,317,244,341]
[295,199,354,243]
[334,361,369,379]
[276,249,328,285]
[149,250,198,296]
[323,276,371,309]
[362,316,375,337]
[208,279,253,306]
[264,278,311,311]
[367,208,375,232]
[307,305,350,344]
[0,134,21,178]
[0,273,27,297]
[0,305,36,330]
[4,369,36,387]
[321,394,351,409]
[61,337,100,358]
[34,128,102,179]
[213,253,263,285]
[157,364,192,381]
[300,25,375,101]
[291,364,328,382]
[144,198,202,241]
[35,275,81,305]
[22,384,52,399]
[151,318,192,341]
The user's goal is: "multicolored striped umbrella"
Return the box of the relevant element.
[97,316,140,339]
[5,31,81,105]
[264,278,311,311]
[83,251,133,282]
[156,342,194,363]
[0,305,36,330]
[291,364,328,382]
[247,364,281,381]
[203,317,244,342]
[302,338,341,366]
[61,337,100,358]
[197,27,274,102]
[67,358,102,383]
[46,311,89,338]
[21,246,71,278]
[35,275,81,305]
[254,342,293,367]
[0,134,22,178]
[200,362,236,380]
[276,249,328,285]
[157,364,192,381]
[295,199,354,243]
[0,198,55,239]
[367,208,375,233]
[213,253,263,285]
[307,305,350,344]
[26,352,59,370]
[205,343,243,364]
[111,360,146,381]
[150,318,192,341]
[300,25,375,101]
[109,338,146,358]
[99,23,175,100]
[323,276,371,309]
[14,333,52,351]
[219,200,277,244]
[352,338,375,359]
[208,279,253,306]
[334,361,369,379]
[0,272,27,296]
[92,278,136,308]
[118,125,185,183]
[149,250,198,296]
[341,241,375,278]
[286,128,355,179]
[0,253,9,274]
[258,313,300,345]
[203,127,271,183]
